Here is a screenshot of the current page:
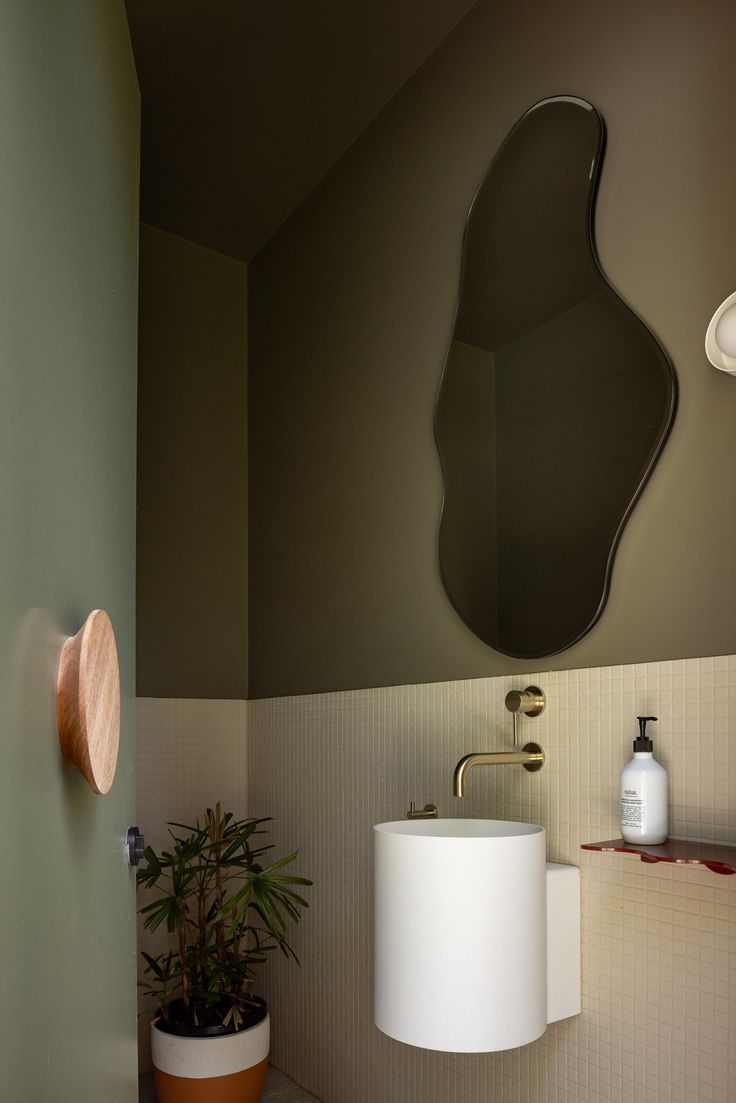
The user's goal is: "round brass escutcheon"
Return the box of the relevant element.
[505,685,545,718]
[522,742,545,772]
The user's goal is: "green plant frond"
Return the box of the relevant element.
[266,871,313,885]
[136,848,164,886]
[271,884,311,908]
[251,882,287,934]
[166,819,199,834]
[140,895,186,934]
[141,955,165,979]
[252,868,311,907]
[234,816,272,831]
[139,901,176,934]
[257,850,299,874]
[211,880,252,925]
[139,894,174,915]
[274,894,304,922]
[204,898,220,923]
[136,868,161,890]
[258,879,311,908]
[218,836,254,863]
[238,840,274,857]
[260,883,301,918]
[173,829,209,857]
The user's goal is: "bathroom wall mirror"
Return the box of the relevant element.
[435,96,677,659]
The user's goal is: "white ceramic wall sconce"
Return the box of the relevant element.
[705,291,736,376]
[56,609,121,794]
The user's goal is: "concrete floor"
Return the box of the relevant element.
[139,1065,320,1101]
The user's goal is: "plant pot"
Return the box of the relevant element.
[151,1001,269,1103]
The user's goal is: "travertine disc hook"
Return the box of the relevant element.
[56,609,121,795]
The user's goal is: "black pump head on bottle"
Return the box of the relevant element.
[634,715,657,751]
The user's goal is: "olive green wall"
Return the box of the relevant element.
[249,0,736,698]
[0,2,140,1098]
[137,224,248,698]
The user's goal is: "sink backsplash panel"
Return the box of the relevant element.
[248,657,736,1103]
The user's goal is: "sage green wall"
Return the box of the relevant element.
[0,2,140,1099]
[249,0,736,698]
[137,225,248,698]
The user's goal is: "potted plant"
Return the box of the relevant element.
[137,802,311,1103]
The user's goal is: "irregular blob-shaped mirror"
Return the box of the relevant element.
[435,96,677,659]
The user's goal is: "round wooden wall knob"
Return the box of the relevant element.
[57,609,121,795]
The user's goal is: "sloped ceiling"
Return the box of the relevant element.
[125,0,476,260]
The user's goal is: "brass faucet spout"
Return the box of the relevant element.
[453,743,545,797]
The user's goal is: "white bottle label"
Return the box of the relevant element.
[621,789,645,828]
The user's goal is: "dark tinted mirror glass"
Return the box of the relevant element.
[435,96,677,658]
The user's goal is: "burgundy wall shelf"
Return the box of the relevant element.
[581,838,736,876]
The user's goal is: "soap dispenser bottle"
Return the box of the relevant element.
[620,715,668,844]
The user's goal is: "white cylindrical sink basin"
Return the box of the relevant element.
[374,818,547,1053]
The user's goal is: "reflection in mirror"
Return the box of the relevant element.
[435,96,677,659]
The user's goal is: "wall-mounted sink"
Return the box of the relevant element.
[375,820,582,1050]
[373,818,579,1053]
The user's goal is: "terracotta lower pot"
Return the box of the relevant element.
[151,1004,269,1103]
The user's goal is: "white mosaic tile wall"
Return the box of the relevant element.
[248,657,736,1103]
[135,697,249,1071]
